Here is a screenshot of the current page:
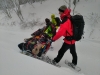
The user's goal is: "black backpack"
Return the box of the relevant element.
[66,15,85,41]
[55,17,61,26]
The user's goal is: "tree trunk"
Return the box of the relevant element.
[11,0,24,22]
[2,0,12,18]
[73,0,77,15]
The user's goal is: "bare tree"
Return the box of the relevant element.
[64,0,80,15]
[73,0,80,15]
[4,0,12,18]
[69,0,71,8]
[1,0,12,18]
[28,0,35,4]
[35,0,46,4]
[40,0,43,4]
[73,0,77,15]
[11,0,24,22]
[64,0,71,8]
[78,0,80,2]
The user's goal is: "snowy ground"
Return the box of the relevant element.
[0,0,100,75]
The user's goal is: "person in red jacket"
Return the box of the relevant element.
[52,5,77,66]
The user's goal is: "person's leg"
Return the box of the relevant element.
[54,42,70,63]
[70,44,77,65]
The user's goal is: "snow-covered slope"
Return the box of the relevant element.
[0,26,84,75]
[0,0,100,75]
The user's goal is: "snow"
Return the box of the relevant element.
[0,0,100,75]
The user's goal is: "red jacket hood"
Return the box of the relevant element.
[60,8,71,20]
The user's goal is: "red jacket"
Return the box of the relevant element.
[52,8,75,44]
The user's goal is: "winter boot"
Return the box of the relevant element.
[51,60,57,65]
[68,62,76,69]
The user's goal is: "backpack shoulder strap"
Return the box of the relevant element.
[61,16,68,24]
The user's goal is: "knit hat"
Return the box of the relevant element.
[58,5,67,12]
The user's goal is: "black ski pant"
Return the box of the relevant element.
[54,42,77,65]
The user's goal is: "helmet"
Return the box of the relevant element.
[51,14,55,19]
